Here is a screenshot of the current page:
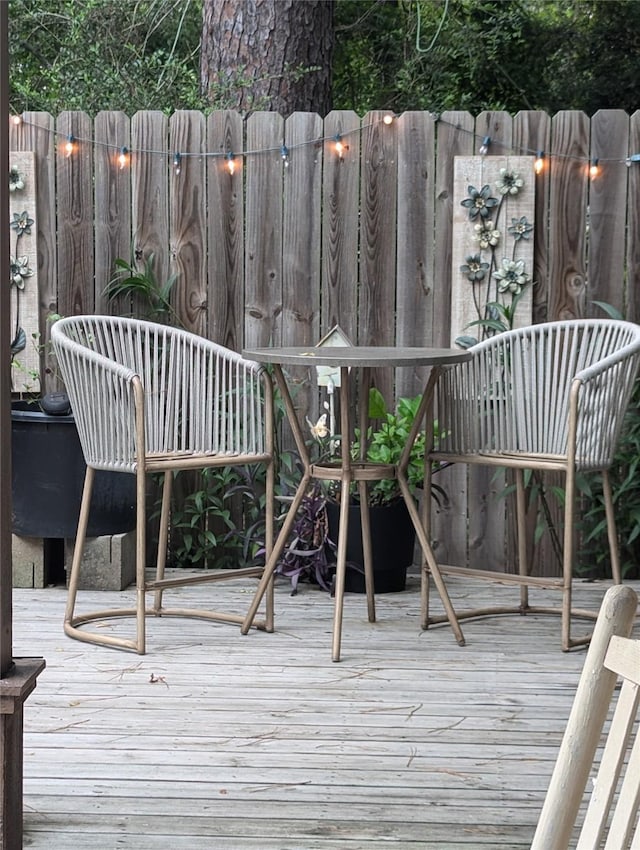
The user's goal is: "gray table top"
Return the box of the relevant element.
[243,345,471,368]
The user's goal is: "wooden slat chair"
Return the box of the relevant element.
[426,319,640,650]
[532,584,639,849]
[51,315,275,653]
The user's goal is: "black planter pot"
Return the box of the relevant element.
[326,498,416,593]
[11,400,136,539]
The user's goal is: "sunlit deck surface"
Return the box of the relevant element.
[14,573,640,850]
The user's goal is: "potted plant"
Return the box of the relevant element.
[277,388,446,595]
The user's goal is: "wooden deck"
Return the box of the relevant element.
[13,572,640,850]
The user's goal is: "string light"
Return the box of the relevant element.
[478,135,491,156]
[10,111,640,180]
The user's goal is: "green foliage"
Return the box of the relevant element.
[9,0,206,115]
[333,0,640,115]
[353,388,444,507]
[168,464,269,570]
[106,253,182,325]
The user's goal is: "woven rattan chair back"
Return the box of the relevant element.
[52,315,275,653]
[426,319,640,649]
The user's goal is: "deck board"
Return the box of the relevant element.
[13,573,640,849]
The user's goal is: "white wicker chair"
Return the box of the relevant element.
[426,319,640,650]
[531,584,639,849]
[51,315,275,653]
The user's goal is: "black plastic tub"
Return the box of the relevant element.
[11,401,136,539]
[326,498,415,593]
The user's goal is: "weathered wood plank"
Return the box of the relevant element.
[169,110,207,335]
[396,111,436,398]
[245,112,285,348]
[359,110,398,404]
[206,110,244,349]
[587,109,629,316]
[94,110,131,315]
[321,110,361,344]
[513,110,551,325]
[548,110,590,321]
[131,111,169,319]
[56,111,94,318]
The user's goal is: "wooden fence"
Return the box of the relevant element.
[10,108,640,574]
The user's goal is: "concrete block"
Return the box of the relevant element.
[12,535,46,588]
[66,531,136,591]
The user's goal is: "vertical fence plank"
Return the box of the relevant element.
[548,111,590,320]
[94,111,131,315]
[131,111,169,320]
[207,110,244,348]
[56,111,94,318]
[513,110,551,324]
[245,112,284,348]
[169,111,207,335]
[321,111,361,343]
[431,111,474,570]
[282,112,323,347]
[281,112,324,425]
[627,110,640,324]
[588,109,630,317]
[434,111,474,348]
[359,110,398,403]
[396,112,436,398]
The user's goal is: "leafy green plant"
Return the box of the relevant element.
[275,387,447,592]
[106,253,181,325]
[168,464,269,570]
[352,388,446,506]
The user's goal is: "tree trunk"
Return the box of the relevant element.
[200,0,334,116]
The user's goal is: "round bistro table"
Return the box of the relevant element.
[240,345,471,661]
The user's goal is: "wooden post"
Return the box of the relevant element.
[0,5,45,848]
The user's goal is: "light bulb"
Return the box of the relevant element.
[281,145,290,167]
[534,151,545,175]
[478,135,491,156]
[173,152,182,175]
[118,147,129,170]
[334,134,345,159]
[383,114,394,125]
[11,114,22,126]
[589,158,600,179]
[64,135,75,158]
[226,153,236,175]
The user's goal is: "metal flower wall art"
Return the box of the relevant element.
[457,167,534,348]
[9,152,40,393]
[9,173,34,360]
